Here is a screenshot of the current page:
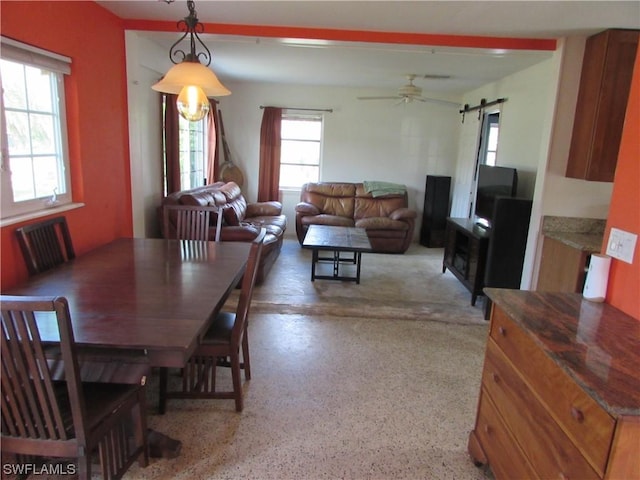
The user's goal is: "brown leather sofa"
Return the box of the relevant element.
[161,181,287,283]
[295,182,416,253]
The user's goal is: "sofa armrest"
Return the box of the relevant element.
[219,225,260,242]
[246,201,282,217]
[390,208,418,221]
[295,202,320,216]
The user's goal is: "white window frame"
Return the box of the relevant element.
[478,111,500,167]
[0,36,72,221]
[162,97,209,196]
[178,114,207,191]
[279,113,323,190]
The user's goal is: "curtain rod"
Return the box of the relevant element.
[459,97,507,123]
[260,105,333,113]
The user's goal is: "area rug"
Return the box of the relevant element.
[250,238,487,326]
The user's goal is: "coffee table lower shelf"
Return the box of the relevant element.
[310,250,364,283]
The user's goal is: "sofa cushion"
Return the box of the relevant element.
[390,208,418,221]
[218,181,243,202]
[354,194,408,220]
[355,217,409,231]
[246,201,282,217]
[244,215,288,232]
[222,204,240,226]
[295,202,320,216]
[218,182,247,224]
[302,183,356,218]
[301,214,355,227]
[180,191,220,207]
[307,182,356,197]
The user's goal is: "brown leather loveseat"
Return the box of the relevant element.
[161,181,286,283]
[295,182,416,253]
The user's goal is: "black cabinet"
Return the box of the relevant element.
[443,197,532,312]
[442,218,490,306]
[420,175,451,247]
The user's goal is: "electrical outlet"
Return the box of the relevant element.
[606,227,637,264]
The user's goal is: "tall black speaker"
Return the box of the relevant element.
[420,175,451,247]
[483,197,532,319]
[484,197,532,288]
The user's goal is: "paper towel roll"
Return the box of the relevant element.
[583,254,611,302]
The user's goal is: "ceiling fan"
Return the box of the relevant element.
[357,74,459,107]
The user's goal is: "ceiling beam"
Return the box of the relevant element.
[123,20,557,51]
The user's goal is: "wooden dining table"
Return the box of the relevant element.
[6,237,251,456]
[6,238,251,369]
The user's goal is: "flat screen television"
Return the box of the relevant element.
[474,164,518,228]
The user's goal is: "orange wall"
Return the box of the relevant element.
[0,1,133,289]
[603,48,640,320]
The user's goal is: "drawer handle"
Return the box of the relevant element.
[558,473,569,480]
[484,424,492,435]
[498,326,507,336]
[571,406,585,423]
[492,373,500,384]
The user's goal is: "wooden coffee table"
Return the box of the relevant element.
[302,225,372,284]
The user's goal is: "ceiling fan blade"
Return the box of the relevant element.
[356,96,401,100]
[415,96,460,107]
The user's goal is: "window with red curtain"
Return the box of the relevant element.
[162,94,219,196]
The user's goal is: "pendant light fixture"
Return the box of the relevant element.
[152,0,230,122]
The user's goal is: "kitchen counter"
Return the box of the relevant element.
[541,215,605,252]
[543,231,603,252]
[470,288,639,479]
[537,216,606,293]
[485,288,639,415]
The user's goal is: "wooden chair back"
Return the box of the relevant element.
[162,204,220,241]
[1,295,149,478]
[231,228,267,345]
[159,228,267,413]
[1,296,85,445]
[15,217,75,275]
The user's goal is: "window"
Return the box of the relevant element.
[478,112,500,167]
[0,37,72,219]
[469,111,501,218]
[161,97,208,195]
[178,114,207,190]
[279,114,322,188]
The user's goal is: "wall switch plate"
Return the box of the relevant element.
[606,227,637,264]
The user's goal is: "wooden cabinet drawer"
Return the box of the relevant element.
[483,339,600,480]
[490,307,615,475]
[475,390,538,480]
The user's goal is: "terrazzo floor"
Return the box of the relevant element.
[132,239,494,479]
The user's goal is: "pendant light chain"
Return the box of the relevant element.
[167,0,212,67]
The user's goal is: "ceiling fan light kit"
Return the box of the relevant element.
[356,74,459,107]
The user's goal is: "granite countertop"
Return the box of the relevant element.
[485,288,640,416]
[542,216,605,252]
[543,231,604,252]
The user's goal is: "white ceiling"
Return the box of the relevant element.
[97,1,640,95]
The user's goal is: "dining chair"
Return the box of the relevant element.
[159,228,266,412]
[162,204,222,241]
[1,295,149,479]
[15,216,75,275]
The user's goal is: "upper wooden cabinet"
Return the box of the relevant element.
[566,29,639,182]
